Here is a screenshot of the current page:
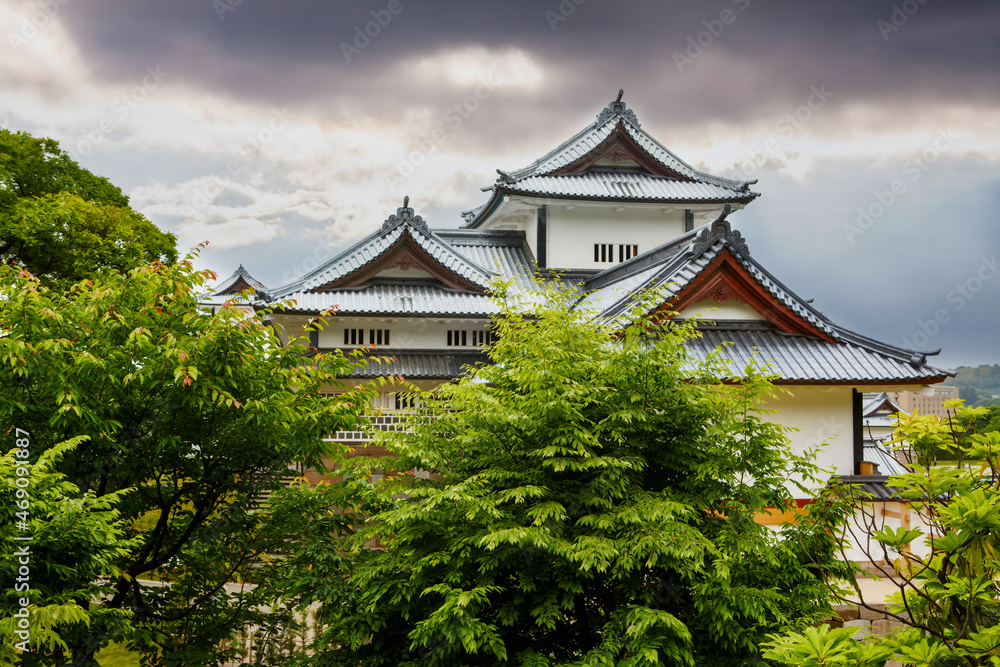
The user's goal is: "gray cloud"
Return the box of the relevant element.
[7,0,999,366]
[57,0,1000,132]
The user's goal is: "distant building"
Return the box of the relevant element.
[888,386,959,418]
[860,392,910,473]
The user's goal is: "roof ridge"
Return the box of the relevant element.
[461,94,758,228]
[268,199,495,299]
[214,263,267,291]
[619,123,756,192]
[502,90,638,183]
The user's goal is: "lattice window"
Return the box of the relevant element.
[448,329,493,347]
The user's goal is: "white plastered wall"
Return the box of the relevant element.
[545,205,684,270]
[677,300,765,321]
[479,197,736,271]
[762,385,856,494]
[268,314,492,351]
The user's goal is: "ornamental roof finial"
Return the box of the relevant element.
[596,89,640,128]
[382,195,429,233]
[688,204,749,258]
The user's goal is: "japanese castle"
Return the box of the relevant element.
[210,91,951,496]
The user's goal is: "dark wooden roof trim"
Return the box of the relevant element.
[666,249,838,344]
[218,275,257,295]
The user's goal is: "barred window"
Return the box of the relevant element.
[594,243,638,263]
[448,329,493,347]
[343,328,390,346]
[618,244,638,262]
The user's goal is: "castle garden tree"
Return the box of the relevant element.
[764,403,1000,667]
[294,284,848,667]
[0,258,374,665]
[0,130,176,288]
[0,438,134,664]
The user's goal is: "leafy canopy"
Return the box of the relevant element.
[0,438,134,664]
[0,256,373,665]
[0,129,176,287]
[300,283,844,667]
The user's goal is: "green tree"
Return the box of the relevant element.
[298,284,845,666]
[0,256,373,665]
[959,386,981,407]
[0,438,133,664]
[764,402,1000,666]
[0,130,176,287]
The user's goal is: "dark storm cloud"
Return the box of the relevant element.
[58,0,1000,136]
[45,0,1000,366]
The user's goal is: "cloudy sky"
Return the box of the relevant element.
[2,0,998,369]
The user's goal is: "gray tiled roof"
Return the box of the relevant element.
[864,414,903,428]
[574,207,950,384]
[686,327,950,384]
[863,441,909,476]
[200,265,268,306]
[268,229,561,316]
[505,99,750,191]
[863,392,907,417]
[437,230,538,286]
[215,264,267,294]
[577,208,951,382]
[274,284,497,316]
[270,201,493,300]
[831,475,906,501]
[498,171,753,203]
[463,94,757,227]
[338,350,489,379]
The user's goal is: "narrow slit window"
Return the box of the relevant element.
[618,244,638,262]
[594,243,615,263]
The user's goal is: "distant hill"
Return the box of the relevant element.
[953,365,1000,406]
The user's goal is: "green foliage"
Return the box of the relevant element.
[301,284,844,666]
[0,439,134,665]
[95,642,142,667]
[0,257,372,664]
[954,366,1000,408]
[766,401,1000,666]
[953,365,1000,393]
[763,625,894,666]
[0,129,176,287]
